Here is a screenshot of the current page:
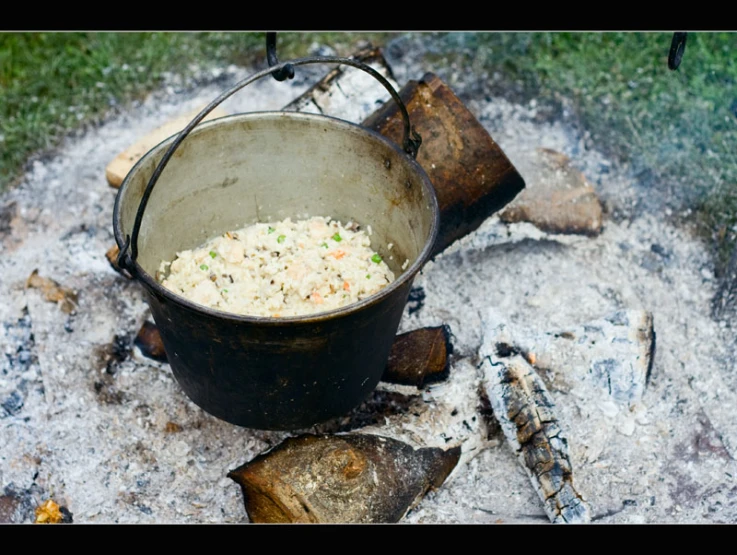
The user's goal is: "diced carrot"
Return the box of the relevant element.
[311,292,324,304]
[343,281,351,291]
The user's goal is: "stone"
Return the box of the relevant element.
[500,148,603,236]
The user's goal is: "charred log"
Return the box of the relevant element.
[362,72,525,256]
[228,433,460,523]
[382,325,452,387]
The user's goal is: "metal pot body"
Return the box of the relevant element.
[113,112,438,430]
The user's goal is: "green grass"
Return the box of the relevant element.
[0,32,388,193]
[2,31,737,275]
[433,33,735,186]
[425,32,737,270]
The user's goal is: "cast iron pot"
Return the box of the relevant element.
[113,57,439,430]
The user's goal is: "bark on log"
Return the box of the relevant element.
[228,433,460,523]
[362,72,525,256]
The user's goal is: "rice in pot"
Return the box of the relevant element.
[158,216,400,318]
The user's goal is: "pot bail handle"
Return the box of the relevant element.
[118,56,423,273]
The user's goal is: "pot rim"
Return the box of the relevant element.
[113,110,440,326]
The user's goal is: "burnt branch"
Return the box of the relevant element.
[480,351,591,524]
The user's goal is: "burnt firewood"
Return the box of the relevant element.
[282,46,399,123]
[362,73,525,256]
[228,433,460,523]
[480,319,591,524]
[481,354,591,523]
[382,325,452,387]
[503,310,655,406]
[134,321,167,363]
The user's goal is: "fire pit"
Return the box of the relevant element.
[6,35,709,525]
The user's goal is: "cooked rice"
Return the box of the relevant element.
[158,216,397,318]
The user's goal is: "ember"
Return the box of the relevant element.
[34,499,72,524]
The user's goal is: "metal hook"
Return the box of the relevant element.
[266,32,295,81]
[668,32,688,70]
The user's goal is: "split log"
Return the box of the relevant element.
[362,72,525,255]
[382,325,452,388]
[105,105,229,188]
[228,433,460,523]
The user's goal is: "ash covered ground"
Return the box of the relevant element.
[1,39,736,524]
